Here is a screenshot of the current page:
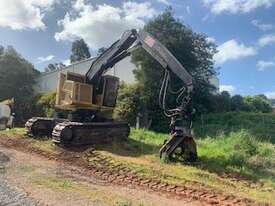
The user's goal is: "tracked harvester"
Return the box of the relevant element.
[26,29,197,161]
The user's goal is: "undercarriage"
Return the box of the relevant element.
[25,111,130,146]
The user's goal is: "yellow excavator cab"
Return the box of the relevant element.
[55,71,119,113]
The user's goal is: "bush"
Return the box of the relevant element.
[34,92,56,117]
[114,82,147,126]
[0,46,39,124]
[198,130,275,176]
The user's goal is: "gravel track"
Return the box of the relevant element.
[0,152,38,206]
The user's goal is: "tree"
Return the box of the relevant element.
[210,91,231,113]
[243,95,272,113]
[114,82,147,126]
[0,46,39,123]
[131,8,217,131]
[220,91,231,112]
[0,46,4,55]
[70,39,91,63]
[251,95,272,113]
[231,95,244,111]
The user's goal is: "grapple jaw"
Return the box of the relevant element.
[159,113,197,162]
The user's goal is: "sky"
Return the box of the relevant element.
[0,0,275,98]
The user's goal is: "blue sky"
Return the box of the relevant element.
[0,0,275,98]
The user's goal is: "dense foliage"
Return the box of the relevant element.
[193,112,275,143]
[0,46,39,123]
[70,38,91,63]
[114,82,144,126]
[34,92,56,117]
[209,92,272,113]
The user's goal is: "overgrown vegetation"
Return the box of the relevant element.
[129,128,275,173]
[127,129,275,201]
[193,112,275,143]
[198,131,275,177]
[99,127,275,203]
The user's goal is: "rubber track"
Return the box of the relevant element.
[52,121,129,145]
[25,117,55,137]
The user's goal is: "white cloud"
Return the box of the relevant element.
[123,2,156,19]
[157,0,170,5]
[264,91,275,99]
[0,0,55,30]
[251,19,273,31]
[73,0,85,11]
[220,84,235,93]
[36,55,55,63]
[257,60,274,71]
[29,0,55,8]
[55,1,157,49]
[214,39,256,65]
[258,34,275,47]
[63,59,71,66]
[203,0,275,14]
[206,37,216,43]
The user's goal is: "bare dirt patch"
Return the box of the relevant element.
[0,145,200,206]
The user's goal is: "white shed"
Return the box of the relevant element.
[36,56,137,93]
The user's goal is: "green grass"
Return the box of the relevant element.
[33,176,75,190]
[31,138,57,153]
[198,131,275,178]
[0,127,25,136]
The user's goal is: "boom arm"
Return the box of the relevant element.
[85,29,193,93]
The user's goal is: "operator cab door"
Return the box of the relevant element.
[93,75,119,108]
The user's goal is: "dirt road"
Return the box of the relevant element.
[0,145,201,206]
